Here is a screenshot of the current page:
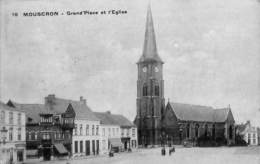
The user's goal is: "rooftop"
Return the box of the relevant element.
[168,102,233,123]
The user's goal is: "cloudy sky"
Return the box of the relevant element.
[1,0,260,125]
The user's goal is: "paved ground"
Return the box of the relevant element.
[26,146,260,164]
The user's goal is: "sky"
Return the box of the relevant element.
[0,0,260,126]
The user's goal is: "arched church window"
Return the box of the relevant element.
[186,124,190,138]
[143,83,148,96]
[195,124,199,138]
[212,124,215,139]
[229,125,233,139]
[155,85,159,96]
[205,124,208,137]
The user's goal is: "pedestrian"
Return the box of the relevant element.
[161,146,166,156]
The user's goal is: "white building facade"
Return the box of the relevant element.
[244,126,258,146]
[120,126,138,149]
[238,121,258,146]
[0,102,26,164]
[99,124,121,154]
[72,119,101,157]
[94,111,138,153]
[44,95,102,158]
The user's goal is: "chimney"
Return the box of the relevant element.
[45,94,55,105]
[80,96,86,105]
[44,94,56,110]
[106,111,111,114]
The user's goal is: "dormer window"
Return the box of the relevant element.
[27,117,33,123]
[40,114,53,123]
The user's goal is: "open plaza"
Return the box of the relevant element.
[25,146,260,164]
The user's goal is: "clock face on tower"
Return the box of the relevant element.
[142,66,147,72]
[154,66,159,72]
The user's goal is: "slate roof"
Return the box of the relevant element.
[7,100,48,124]
[94,112,135,127]
[46,97,99,121]
[168,102,231,123]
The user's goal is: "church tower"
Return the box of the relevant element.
[136,4,165,146]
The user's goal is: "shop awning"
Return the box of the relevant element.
[109,138,123,147]
[54,143,68,154]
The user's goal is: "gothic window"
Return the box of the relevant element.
[186,124,190,138]
[143,83,148,96]
[205,124,208,137]
[195,124,199,137]
[212,124,216,139]
[155,85,159,96]
[229,125,233,139]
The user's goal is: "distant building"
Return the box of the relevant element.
[236,121,258,146]
[94,111,138,153]
[7,99,75,161]
[0,101,26,164]
[44,95,101,158]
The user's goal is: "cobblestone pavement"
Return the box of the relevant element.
[25,146,260,164]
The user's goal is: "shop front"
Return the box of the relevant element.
[121,137,131,151]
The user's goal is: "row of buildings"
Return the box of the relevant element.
[0,94,138,163]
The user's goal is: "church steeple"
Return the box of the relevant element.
[138,4,163,63]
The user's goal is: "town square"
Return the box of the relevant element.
[1,0,260,163]
[24,147,260,164]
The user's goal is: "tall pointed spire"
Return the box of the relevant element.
[138,3,163,63]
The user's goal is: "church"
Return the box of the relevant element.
[134,5,235,147]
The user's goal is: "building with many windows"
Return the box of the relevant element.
[0,101,26,164]
[94,111,122,154]
[44,95,101,157]
[94,111,138,153]
[118,117,138,150]
[7,99,75,161]
[237,121,258,146]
